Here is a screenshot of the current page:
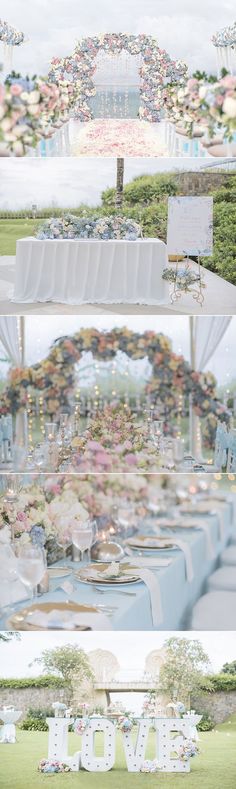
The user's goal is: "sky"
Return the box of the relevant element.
[0,0,235,77]
[0,631,235,713]
[0,158,223,211]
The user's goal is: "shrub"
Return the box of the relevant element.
[20,717,49,731]
[197,712,214,731]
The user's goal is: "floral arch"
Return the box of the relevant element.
[48,33,187,122]
[0,329,229,447]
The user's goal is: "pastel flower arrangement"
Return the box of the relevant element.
[0,19,25,46]
[140,760,161,773]
[178,739,199,761]
[35,214,142,240]
[0,329,230,450]
[38,759,71,773]
[117,715,134,732]
[166,74,236,141]
[70,404,160,472]
[49,33,187,123]
[73,716,90,734]
[0,479,89,549]
[212,22,236,47]
[0,74,74,155]
[162,267,202,291]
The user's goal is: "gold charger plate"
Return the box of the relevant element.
[126,535,176,550]
[7,601,99,631]
[48,567,71,578]
[75,562,141,585]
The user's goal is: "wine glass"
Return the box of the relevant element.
[71,520,98,564]
[0,545,18,617]
[56,523,72,562]
[17,545,45,603]
[150,420,164,451]
[33,443,46,471]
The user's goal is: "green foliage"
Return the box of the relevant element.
[222,661,236,675]
[199,674,236,693]
[158,637,210,702]
[20,718,49,732]
[197,713,214,731]
[0,675,66,689]
[31,644,94,688]
[101,173,178,210]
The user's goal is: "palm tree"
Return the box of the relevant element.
[115,158,124,210]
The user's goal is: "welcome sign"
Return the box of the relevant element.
[45,715,201,773]
[167,196,213,256]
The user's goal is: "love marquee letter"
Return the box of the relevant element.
[46,718,81,771]
[81,718,115,771]
[121,719,152,772]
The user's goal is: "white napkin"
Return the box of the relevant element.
[124,567,163,627]
[24,609,111,630]
[123,554,172,567]
[181,519,216,560]
[164,538,194,582]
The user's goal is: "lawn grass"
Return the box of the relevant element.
[0,219,42,255]
[0,718,236,789]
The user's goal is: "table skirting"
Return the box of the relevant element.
[13,237,169,305]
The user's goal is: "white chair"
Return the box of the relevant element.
[191,591,236,630]
[207,566,236,592]
[214,422,229,471]
[226,428,236,473]
[220,545,236,566]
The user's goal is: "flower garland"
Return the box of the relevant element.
[36,214,142,240]
[166,74,236,141]
[0,329,229,449]
[38,759,71,773]
[48,33,187,123]
[0,19,25,46]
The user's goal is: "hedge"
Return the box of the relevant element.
[0,675,68,689]
[199,674,236,693]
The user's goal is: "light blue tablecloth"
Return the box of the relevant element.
[1,501,234,631]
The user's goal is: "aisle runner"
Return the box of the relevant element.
[70,119,168,156]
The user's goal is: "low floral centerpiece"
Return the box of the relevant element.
[35,214,142,240]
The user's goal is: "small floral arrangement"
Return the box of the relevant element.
[0,19,25,46]
[178,739,199,761]
[162,267,203,291]
[35,214,142,241]
[38,759,71,773]
[0,74,70,155]
[73,716,90,735]
[117,715,134,733]
[140,759,161,773]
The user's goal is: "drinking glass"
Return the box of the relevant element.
[72,520,98,563]
[17,545,45,602]
[33,443,46,470]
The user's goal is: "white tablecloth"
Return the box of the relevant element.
[0,710,22,743]
[13,237,169,305]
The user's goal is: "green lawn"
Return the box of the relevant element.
[0,219,42,255]
[0,718,236,789]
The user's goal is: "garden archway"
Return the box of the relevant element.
[49,33,187,122]
[0,328,229,448]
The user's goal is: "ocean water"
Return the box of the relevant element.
[89,87,140,119]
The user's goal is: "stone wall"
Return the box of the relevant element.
[0,685,70,717]
[193,691,236,724]
[175,171,235,195]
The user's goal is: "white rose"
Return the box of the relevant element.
[223,96,236,118]
[27,90,40,104]
[1,118,13,132]
[199,86,208,100]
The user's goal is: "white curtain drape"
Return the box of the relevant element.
[190,317,232,458]
[0,316,21,365]
[0,317,27,446]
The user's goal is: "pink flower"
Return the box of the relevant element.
[10,84,23,96]
[125,454,137,466]
[221,76,236,90]
[87,440,104,451]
